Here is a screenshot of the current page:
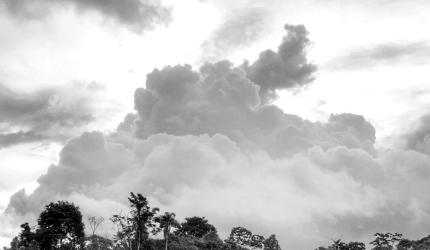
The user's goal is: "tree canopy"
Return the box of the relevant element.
[6,192,430,250]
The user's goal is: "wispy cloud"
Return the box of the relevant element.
[200,8,268,61]
[1,0,172,32]
[326,41,430,70]
[0,81,108,147]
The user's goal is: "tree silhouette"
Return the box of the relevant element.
[370,233,403,250]
[203,230,223,250]
[226,227,253,248]
[250,234,265,249]
[127,192,159,250]
[87,216,104,236]
[176,217,216,238]
[111,212,134,250]
[155,212,180,250]
[36,201,85,249]
[263,234,281,250]
[18,223,36,248]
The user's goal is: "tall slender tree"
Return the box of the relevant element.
[127,192,159,250]
[155,212,180,250]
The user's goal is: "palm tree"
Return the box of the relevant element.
[155,212,180,250]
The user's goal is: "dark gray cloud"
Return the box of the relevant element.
[0,82,105,147]
[326,41,430,70]
[0,131,43,149]
[1,0,172,32]
[200,8,268,61]
[243,24,317,101]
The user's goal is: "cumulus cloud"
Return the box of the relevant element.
[243,24,317,101]
[127,61,371,157]
[200,8,268,61]
[326,41,430,70]
[2,24,430,250]
[4,131,430,249]
[0,81,109,147]
[1,0,172,32]
[403,114,430,154]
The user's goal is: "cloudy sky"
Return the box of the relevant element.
[1,0,430,249]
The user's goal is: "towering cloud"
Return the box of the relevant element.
[2,24,430,250]
[244,24,317,100]
[1,0,171,32]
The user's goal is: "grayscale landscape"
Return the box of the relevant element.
[0,0,430,249]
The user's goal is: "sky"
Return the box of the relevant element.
[0,0,430,249]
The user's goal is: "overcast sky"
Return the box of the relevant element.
[1,0,430,249]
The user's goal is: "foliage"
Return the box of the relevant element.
[18,223,36,248]
[263,235,281,250]
[128,192,159,242]
[203,231,223,250]
[11,192,430,250]
[154,212,180,238]
[397,235,430,250]
[370,233,403,250]
[110,192,159,250]
[85,235,114,250]
[316,239,365,250]
[111,212,134,249]
[226,227,253,247]
[154,212,180,250]
[226,226,268,249]
[175,217,217,238]
[37,201,85,249]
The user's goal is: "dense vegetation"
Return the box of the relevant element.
[4,192,281,250]
[315,233,430,250]
[4,192,430,250]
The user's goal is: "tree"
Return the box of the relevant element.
[346,242,365,250]
[176,217,217,238]
[226,227,253,248]
[87,216,104,250]
[111,212,134,250]
[397,235,430,250]
[85,235,114,250]
[88,216,104,236]
[5,237,19,250]
[263,235,281,250]
[18,223,36,248]
[37,201,85,249]
[315,240,365,250]
[250,235,265,249]
[155,212,180,250]
[111,193,159,250]
[127,192,159,250]
[203,231,223,250]
[331,239,347,250]
[370,233,402,250]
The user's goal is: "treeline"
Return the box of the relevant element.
[315,233,430,250]
[4,192,281,250]
[6,192,430,250]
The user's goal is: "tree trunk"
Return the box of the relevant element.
[137,232,141,250]
[165,235,168,250]
[137,207,141,250]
